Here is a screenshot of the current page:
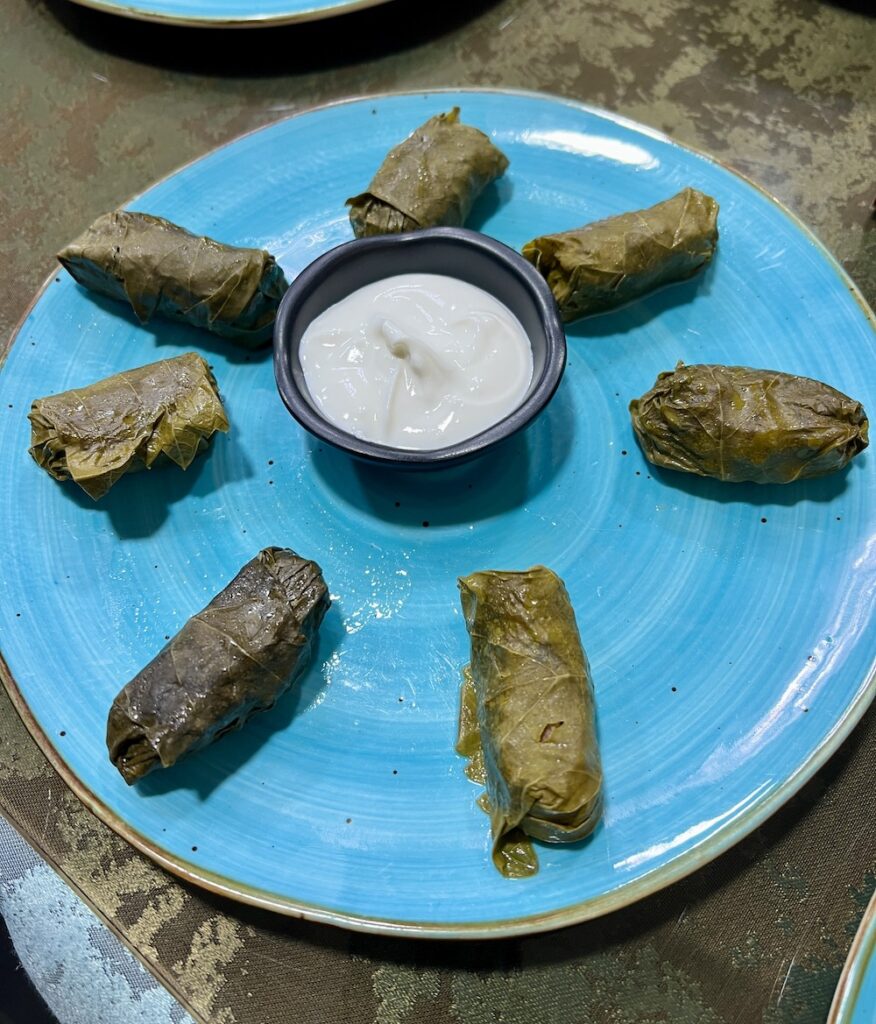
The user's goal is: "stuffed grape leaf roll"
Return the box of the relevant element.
[28,352,229,500]
[58,211,289,346]
[107,547,330,784]
[346,107,509,238]
[457,567,603,878]
[522,187,719,322]
[630,362,869,483]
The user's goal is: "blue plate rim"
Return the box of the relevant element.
[2,87,875,939]
[63,0,395,29]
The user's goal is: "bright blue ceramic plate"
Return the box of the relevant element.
[66,0,391,27]
[830,892,876,1024]
[1,90,874,938]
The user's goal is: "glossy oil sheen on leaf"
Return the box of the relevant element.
[28,352,229,500]
[629,362,870,483]
[346,107,509,237]
[58,211,289,347]
[107,547,330,784]
[457,567,603,878]
[522,187,718,322]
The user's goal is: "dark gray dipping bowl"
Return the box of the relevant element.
[273,227,566,468]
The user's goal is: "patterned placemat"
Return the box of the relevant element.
[0,817,193,1024]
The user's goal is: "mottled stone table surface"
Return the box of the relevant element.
[1,1,874,1022]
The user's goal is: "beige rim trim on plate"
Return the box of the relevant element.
[828,890,876,1024]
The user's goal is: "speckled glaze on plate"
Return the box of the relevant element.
[64,0,392,28]
[0,90,874,939]
[830,891,876,1024]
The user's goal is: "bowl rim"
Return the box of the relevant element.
[272,226,567,466]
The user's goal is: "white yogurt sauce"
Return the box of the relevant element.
[298,273,533,450]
